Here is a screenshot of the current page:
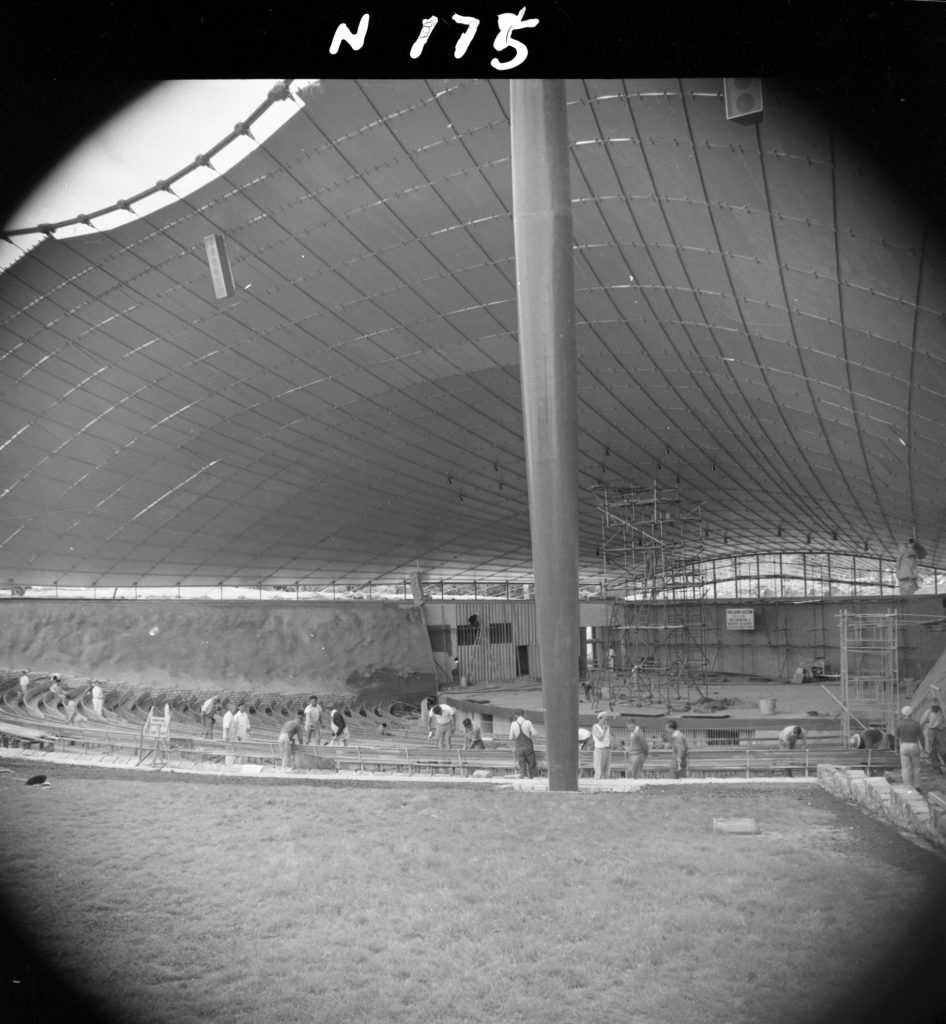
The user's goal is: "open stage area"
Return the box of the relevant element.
[1,769,945,1024]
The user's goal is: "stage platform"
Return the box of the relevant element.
[438,673,893,730]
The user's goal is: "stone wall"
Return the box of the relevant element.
[818,764,946,854]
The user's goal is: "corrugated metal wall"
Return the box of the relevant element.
[427,595,946,687]
[454,601,537,684]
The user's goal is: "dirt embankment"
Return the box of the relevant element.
[1,599,436,697]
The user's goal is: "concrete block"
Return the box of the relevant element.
[713,817,761,834]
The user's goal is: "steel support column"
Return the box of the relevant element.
[510,79,579,791]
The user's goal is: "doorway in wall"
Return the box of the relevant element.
[516,645,530,677]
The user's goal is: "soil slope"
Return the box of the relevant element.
[1,599,436,696]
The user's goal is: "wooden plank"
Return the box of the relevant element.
[0,722,57,743]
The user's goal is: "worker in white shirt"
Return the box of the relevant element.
[91,682,107,719]
[233,703,251,741]
[428,702,457,749]
[592,711,613,779]
[778,725,806,750]
[304,696,323,745]
[221,703,235,741]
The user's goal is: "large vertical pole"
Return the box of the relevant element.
[510,79,580,791]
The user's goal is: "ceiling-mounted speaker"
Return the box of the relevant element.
[723,78,763,125]
[204,234,235,299]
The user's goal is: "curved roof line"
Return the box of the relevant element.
[1,80,299,241]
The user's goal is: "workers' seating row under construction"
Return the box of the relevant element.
[0,673,900,779]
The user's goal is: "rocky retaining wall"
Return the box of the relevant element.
[818,764,946,854]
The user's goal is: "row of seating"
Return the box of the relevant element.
[0,673,900,780]
[0,673,441,766]
[1,672,425,742]
[293,743,899,780]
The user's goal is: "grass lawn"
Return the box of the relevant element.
[1,769,944,1024]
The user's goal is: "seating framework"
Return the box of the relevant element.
[0,671,900,782]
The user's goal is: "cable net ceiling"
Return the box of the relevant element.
[0,79,943,588]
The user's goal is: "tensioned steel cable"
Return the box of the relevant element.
[823,128,897,548]
[570,82,800,550]
[674,81,848,542]
[752,111,881,551]
[575,81,825,549]
[2,84,537,582]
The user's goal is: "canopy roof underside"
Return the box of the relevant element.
[1,78,943,588]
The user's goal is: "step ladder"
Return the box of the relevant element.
[467,614,497,681]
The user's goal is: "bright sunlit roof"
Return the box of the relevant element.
[1,79,313,270]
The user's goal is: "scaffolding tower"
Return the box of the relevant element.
[592,484,709,709]
[838,610,900,739]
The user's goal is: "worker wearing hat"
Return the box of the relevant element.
[895,705,924,790]
[591,711,613,780]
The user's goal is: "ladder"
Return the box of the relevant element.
[472,619,497,679]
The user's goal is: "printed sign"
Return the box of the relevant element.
[726,608,755,631]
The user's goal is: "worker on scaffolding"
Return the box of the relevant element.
[896,538,925,596]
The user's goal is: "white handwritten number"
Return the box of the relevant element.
[491,7,539,71]
[410,16,439,59]
[452,14,481,58]
[331,9,539,67]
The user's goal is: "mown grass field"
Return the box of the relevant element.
[1,768,944,1024]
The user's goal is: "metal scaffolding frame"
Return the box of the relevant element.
[838,610,900,738]
[591,484,709,709]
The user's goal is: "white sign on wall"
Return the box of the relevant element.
[726,608,755,631]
